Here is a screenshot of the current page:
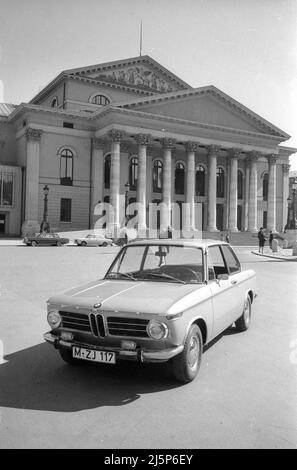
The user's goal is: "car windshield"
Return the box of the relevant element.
[105,244,204,284]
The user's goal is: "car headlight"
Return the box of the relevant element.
[147,320,168,340]
[47,310,61,329]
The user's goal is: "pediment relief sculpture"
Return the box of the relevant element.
[88,66,178,93]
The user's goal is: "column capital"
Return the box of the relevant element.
[267,153,278,164]
[185,141,199,153]
[26,128,42,142]
[108,129,126,142]
[134,133,151,146]
[93,138,106,150]
[228,147,242,159]
[248,150,260,162]
[282,163,290,174]
[207,144,220,156]
[161,137,176,150]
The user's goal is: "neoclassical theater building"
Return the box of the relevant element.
[0,55,295,236]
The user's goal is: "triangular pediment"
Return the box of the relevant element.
[65,55,191,94]
[117,86,289,138]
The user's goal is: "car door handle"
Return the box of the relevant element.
[231,280,237,285]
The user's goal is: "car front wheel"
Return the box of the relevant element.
[172,324,203,383]
[235,296,251,332]
[81,241,87,247]
[31,241,37,247]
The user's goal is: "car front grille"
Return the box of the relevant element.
[107,317,149,338]
[59,311,149,339]
[60,311,92,334]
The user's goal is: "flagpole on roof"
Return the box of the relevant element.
[139,19,143,56]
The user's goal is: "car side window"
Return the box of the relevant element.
[208,245,228,280]
[221,245,241,274]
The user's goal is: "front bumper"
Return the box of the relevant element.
[43,332,183,363]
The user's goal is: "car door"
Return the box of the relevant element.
[207,244,241,339]
[220,244,246,320]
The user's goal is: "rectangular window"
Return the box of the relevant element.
[60,198,72,222]
[63,122,74,128]
[0,172,13,206]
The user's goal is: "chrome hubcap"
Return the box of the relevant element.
[188,335,199,369]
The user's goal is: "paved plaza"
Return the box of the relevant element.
[0,245,297,449]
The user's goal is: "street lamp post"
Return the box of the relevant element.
[291,179,297,230]
[40,185,50,232]
[286,196,292,231]
[124,181,130,223]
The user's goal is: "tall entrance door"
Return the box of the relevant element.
[237,205,242,231]
[216,204,224,231]
[0,213,6,234]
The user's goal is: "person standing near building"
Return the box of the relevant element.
[269,231,274,250]
[258,227,266,254]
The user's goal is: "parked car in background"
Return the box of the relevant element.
[75,233,114,247]
[44,239,257,383]
[23,233,69,247]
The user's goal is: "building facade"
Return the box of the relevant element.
[0,55,295,236]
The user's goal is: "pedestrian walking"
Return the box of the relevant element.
[269,231,274,250]
[225,233,230,243]
[258,227,266,254]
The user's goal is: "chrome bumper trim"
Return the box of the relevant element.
[43,332,183,362]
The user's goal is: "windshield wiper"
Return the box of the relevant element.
[106,272,137,281]
[144,272,186,284]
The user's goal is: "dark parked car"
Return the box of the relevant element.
[23,233,69,247]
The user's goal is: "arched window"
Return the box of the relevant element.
[263,173,268,201]
[91,95,110,106]
[129,157,138,190]
[104,154,111,189]
[196,165,205,196]
[175,162,185,195]
[50,97,58,108]
[216,167,225,198]
[152,160,163,193]
[60,149,73,186]
[238,170,243,200]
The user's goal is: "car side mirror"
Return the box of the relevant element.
[217,273,229,281]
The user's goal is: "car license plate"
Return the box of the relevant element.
[72,347,116,364]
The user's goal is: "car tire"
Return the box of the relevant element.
[172,324,203,383]
[235,296,251,332]
[56,241,62,247]
[59,348,81,365]
[31,241,37,247]
[81,241,87,247]
[102,242,108,247]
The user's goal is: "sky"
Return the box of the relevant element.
[1,0,297,168]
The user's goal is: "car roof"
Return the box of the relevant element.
[128,238,229,249]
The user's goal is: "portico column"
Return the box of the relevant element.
[135,134,150,230]
[22,128,43,236]
[228,148,241,232]
[184,142,198,231]
[90,138,105,228]
[207,145,220,232]
[108,129,125,230]
[282,164,290,231]
[244,158,250,231]
[267,154,278,232]
[161,137,175,230]
[248,151,259,232]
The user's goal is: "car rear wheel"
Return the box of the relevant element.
[235,296,251,332]
[59,348,81,365]
[56,241,62,247]
[102,242,108,247]
[81,241,87,247]
[31,241,37,247]
[172,324,203,383]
